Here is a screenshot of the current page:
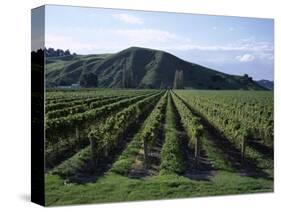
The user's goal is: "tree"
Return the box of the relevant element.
[173,71,179,89]
[80,73,98,87]
[65,49,71,56]
[122,60,134,88]
[178,70,184,88]
[173,70,184,89]
[55,49,63,56]
[160,81,165,89]
[45,48,72,57]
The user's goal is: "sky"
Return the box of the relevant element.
[44,5,274,81]
[31,6,44,51]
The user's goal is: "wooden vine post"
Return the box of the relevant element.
[240,127,250,163]
[104,140,108,158]
[241,134,246,162]
[75,127,80,142]
[194,137,199,160]
[194,127,203,166]
[194,136,201,167]
[143,134,150,169]
[88,132,98,169]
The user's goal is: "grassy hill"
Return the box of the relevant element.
[256,80,274,90]
[46,46,265,90]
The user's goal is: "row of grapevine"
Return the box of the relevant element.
[171,92,203,160]
[177,92,249,159]
[171,91,240,172]
[110,92,168,175]
[46,90,109,102]
[46,95,131,119]
[53,91,164,177]
[138,91,168,168]
[46,91,112,104]
[46,89,156,104]
[176,90,273,147]
[214,96,273,144]
[88,91,164,169]
[45,92,161,168]
[174,91,272,163]
[45,91,159,143]
[46,95,93,105]
[46,95,114,112]
[160,93,186,175]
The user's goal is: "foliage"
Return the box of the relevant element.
[52,91,163,176]
[45,47,265,90]
[80,73,98,88]
[173,70,184,89]
[111,91,168,174]
[172,92,203,156]
[160,93,186,174]
[45,47,72,57]
[44,89,273,206]
[174,90,273,170]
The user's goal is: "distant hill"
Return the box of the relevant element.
[256,80,274,90]
[45,46,266,90]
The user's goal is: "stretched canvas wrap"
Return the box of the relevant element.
[31,4,274,206]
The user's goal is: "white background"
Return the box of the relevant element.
[0,0,280,211]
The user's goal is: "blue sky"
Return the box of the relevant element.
[45,5,274,80]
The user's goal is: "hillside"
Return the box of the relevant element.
[256,80,273,90]
[45,46,265,90]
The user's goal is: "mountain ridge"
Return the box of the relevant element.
[45,46,266,90]
[255,79,274,90]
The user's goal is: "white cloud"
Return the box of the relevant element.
[236,54,255,62]
[113,28,181,43]
[112,13,143,24]
[229,27,235,31]
[212,26,217,30]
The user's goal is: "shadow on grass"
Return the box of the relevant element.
[248,140,273,160]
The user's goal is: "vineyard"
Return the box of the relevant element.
[45,89,274,206]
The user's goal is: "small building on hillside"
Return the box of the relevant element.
[71,83,81,89]
[56,83,81,89]
[57,85,71,89]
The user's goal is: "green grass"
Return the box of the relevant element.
[110,127,144,175]
[159,94,186,175]
[46,60,65,74]
[45,170,272,206]
[200,136,235,171]
[52,146,91,177]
